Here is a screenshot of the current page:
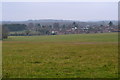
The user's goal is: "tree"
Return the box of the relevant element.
[2,24,26,31]
[109,21,113,26]
[25,30,30,36]
[53,23,59,30]
[38,28,50,35]
[2,27,9,39]
[37,23,41,27]
[27,23,34,30]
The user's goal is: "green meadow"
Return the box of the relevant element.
[2,33,118,78]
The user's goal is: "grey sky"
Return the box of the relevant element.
[2,2,118,21]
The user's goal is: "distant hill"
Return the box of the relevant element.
[2,19,118,26]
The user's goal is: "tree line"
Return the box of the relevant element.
[2,21,118,39]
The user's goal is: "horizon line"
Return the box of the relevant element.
[1,19,118,22]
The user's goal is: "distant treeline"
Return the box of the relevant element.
[2,24,26,31]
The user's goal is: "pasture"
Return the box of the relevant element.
[2,33,118,78]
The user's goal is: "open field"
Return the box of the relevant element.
[2,33,118,78]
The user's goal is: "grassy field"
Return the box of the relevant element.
[2,33,118,78]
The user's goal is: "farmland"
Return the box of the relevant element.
[2,33,118,78]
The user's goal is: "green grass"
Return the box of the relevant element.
[5,32,118,42]
[2,32,118,78]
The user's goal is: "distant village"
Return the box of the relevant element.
[1,20,119,39]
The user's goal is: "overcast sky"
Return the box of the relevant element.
[2,2,118,21]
